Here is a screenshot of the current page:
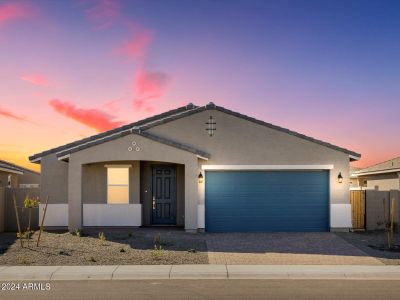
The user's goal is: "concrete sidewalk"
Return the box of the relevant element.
[1,265,400,281]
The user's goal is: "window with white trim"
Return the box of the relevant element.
[107,167,129,204]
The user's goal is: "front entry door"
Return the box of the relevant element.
[152,166,177,225]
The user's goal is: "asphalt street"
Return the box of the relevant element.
[1,280,400,300]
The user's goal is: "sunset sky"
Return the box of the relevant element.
[1,0,399,172]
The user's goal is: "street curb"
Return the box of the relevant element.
[0,265,400,281]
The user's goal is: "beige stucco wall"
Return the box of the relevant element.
[40,154,68,204]
[82,161,140,205]
[67,133,199,231]
[148,109,351,208]
[18,170,40,186]
[362,173,400,191]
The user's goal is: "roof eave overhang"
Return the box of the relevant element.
[353,168,400,177]
[349,154,361,161]
[0,167,23,175]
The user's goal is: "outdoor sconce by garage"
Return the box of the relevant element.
[198,172,204,184]
[337,172,343,183]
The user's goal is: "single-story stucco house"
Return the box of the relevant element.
[0,160,40,188]
[29,103,360,232]
[351,157,400,191]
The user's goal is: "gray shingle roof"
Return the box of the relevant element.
[30,102,360,162]
[0,160,40,175]
[29,103,198,162]
[56,128,210,159]
[355,156,400,175]
[140,102,361,158]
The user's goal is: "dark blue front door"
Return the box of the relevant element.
[205,171,329,232]
[152,166,177,225]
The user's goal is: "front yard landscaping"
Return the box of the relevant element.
[0,229,208,266]
[337,231,400,265]
[1,230,399,266]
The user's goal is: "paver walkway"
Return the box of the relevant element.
[205,233,382,265]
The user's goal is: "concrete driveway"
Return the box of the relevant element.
[205,233,383,265]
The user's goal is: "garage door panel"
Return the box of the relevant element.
[205,171,329,232]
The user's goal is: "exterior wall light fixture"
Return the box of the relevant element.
[338,172,343,183]
[198,172,204,184]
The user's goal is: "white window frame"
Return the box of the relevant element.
[105,165,131,204]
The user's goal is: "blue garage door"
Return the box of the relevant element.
[205,171,329,232]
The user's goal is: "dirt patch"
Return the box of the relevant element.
[336,231,400,265]
[0,229,208,266]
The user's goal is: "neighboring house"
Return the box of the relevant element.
[29,103,360,232]
[349,166,364,189]
[352,157,400,191]
[0,160,40,188]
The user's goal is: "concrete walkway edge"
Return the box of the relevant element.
[0,265,400,281]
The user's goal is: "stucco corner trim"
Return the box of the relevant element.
[330,204,351,228]
[201,165,334,171]
[197,204,205,228]
[197,155,209,161]
[57,154,70,161]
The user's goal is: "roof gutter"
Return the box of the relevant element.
[353,168,400,177]
[0,167,23,175]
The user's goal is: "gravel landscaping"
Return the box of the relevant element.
[1,229,399,266]
[0,229,208,266]
[336,231,400,265]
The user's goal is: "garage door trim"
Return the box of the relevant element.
[202,164,334,170]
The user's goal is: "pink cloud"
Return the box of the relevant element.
[0,106,28,122]
[20,74,49,87]
[0,2,30,26]
[84,0,120,29]
[49,99,125,132]
[133,69,170,111]
[102,99,121,113]
[113,28,153,61]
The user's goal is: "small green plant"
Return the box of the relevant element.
[99,232,106,243]
[75,229,82,237]
[152,233,165,259]
[128,232,133,238]
[151,245,164,260]
[23,195,40,232]
[16,231,29,239]
[19,256,30,265]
